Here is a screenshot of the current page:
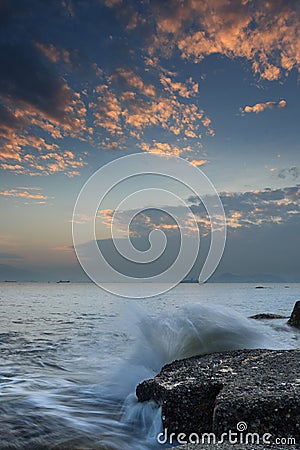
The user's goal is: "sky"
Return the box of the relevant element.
[0,0,299,281]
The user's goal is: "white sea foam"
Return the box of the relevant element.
[102,302,280,448]
[111,302,277,392]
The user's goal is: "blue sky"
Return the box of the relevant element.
[0,0,299,280]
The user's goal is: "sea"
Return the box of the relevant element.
[0,282,299,449]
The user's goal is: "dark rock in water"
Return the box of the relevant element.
[137,349,300,443]
[288,301,300,328]
[249,313,286,320]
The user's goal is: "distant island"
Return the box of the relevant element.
[181,272,289,283]
[0,263,299,283]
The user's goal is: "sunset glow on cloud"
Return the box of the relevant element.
[0,188,47,201]
[0,0,299,280]
[2,0,297,174]
[241,99,287,114]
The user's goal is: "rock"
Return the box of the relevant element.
[249,313,286,320]
[288,301,300,328]
[171,444,298,450]
[136,349,300,444]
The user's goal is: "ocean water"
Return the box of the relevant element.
[0,282,299,449]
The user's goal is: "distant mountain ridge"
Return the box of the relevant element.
[0,263,298,283]
[210,272,286,283]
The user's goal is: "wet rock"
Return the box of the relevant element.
[288,301,300,328]
[136,349,300,444]
[249,313,286,320]
[171,444,298,450]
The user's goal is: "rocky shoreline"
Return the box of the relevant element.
[171,444,298,450]
[136,303,300,448]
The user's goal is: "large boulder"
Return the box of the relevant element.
[136,349,300,445]
[288,301,300,328]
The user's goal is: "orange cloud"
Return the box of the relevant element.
[79,55,218,161]
[70,214,93,225]
[150,0,300,81]
[1,150,85,177]
[97,207,201,239]
[90,63,214,151]
[160,74,198,98]
[226,211,243,229]
[92,85,123,134]
[241,99,287,114]
[39,151,85,175]
[126,11,139,30]
[190,159,208,167]
[97,209,114,228]
[0,147,22,162]
[0,79,88,176]
[1,164,24,173]
[141,142,171,155]
[141,142,192,157]
[0,188,48,200]
[114,68,156,98]
[122,95,207,139]
[35,43,71,65]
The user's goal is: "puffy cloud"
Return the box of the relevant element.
[112,68,156,98]
[97,209,115,231]
[1,150,85,177]
[92,85,123,135]
[126,11,139,30]
[0,188,48,201]
[71,214,93,225]
[190,159,207,167]
[190,186,300,230]
[149,0,300,81]
[160,74,198,98]
[122,94,206,138]
[0,14,89,175]
[99,190,279,242]
[97,206,199,239]
[91,70,214,151]
[35,43,71,65]
[140,141,171,155]
[278,166,299,180]
[241,99,287,114]
[1,1,220,171]
[140,141,192,157]
[0,83,88,174]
